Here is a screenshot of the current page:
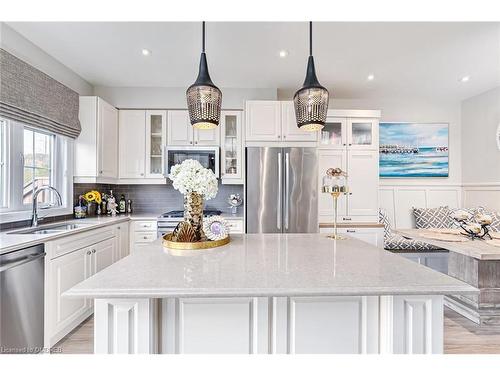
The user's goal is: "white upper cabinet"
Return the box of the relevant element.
[97,98,119,178]
[145,110,167,177]
[194,125,220,146]
[119,110,146,178]
[318,117,347,149]
[220,111,243,184]
[167,110,219,146]
[245,101,318,142]
[347,118,379,150]
[167,110,193,146]
[75,96,118,182]
[245,101,282,141]
[281,101,317,141]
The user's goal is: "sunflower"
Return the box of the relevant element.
[83,191,96,202]
[93,191,102,204]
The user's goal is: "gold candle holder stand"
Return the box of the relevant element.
[322,185,349,240]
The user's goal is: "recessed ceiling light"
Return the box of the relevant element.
[141,49,151,56]
[279,50,289,58]
[460,75,470,82]
[367,74,375,81]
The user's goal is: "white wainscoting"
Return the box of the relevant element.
[462,183,500,212]
[379,183,462,229]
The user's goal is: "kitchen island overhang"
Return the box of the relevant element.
[65,234,477,354]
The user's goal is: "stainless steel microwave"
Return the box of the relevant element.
[164,146,220,178]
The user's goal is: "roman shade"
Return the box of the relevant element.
[0,49,81,138]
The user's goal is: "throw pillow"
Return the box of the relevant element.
[413,206,452,229]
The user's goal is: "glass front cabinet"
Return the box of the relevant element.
[220,111,243,184]
[318,116,378,150]
[145,110,167,178]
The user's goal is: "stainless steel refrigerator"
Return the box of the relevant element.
[246,147,318,233]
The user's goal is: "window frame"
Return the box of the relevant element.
[0,118,74,223]
[22,126,56,209]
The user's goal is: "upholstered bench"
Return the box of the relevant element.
[378,209,443,251]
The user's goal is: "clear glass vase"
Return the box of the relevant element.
[184,192,204,240]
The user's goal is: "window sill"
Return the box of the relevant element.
[0,206,73,224]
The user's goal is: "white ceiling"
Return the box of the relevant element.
[7,22,500,101]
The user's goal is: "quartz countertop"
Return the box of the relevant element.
[398,229,500,260]
[0,214,159,254]
[65,233,477,299]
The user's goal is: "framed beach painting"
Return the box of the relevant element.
[379,122,449,178]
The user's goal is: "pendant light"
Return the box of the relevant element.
[186,21,222,130]
[293,22,329,131]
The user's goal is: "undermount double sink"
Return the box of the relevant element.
[8,222,91,235]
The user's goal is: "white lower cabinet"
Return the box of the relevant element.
[45,223,128,348]
[115,222,130,260]
[225,218,244,234]
[46,247,92,347]
[319,226,384,248]
[130,220,158,251]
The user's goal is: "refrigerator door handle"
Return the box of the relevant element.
[285,152,290,230]
[277,152,282,230]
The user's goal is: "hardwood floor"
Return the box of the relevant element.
[53,316,93,354]
[53,307,500,354]
[444,308,500,354]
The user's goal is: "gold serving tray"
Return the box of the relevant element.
[162,232,230,250]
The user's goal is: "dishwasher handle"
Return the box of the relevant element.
[0,252,45,273]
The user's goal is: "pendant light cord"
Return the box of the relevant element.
[202,21,206,53]
[309,21,312,56]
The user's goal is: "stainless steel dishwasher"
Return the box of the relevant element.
[0,244,45,354]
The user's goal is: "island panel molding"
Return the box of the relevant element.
[93,295,443,354]
[94,298,158,354]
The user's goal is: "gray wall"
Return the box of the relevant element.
[0,23,93,95]
[461,86,500,183]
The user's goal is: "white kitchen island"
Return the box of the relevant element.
[65,234,476,354]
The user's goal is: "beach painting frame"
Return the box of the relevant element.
[379,122,449,178]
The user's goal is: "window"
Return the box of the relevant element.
[23,128,55,206]
[0,118,73,222]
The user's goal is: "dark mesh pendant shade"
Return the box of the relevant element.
[186,23,222,130]
[294,23,329,131]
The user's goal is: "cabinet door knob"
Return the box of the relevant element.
[277,135,281,138]
[86,250,91,255]
[140,173,144,176]
[92,249,96,254]
[143,236,148,239]
[195,141,198,144]
[99,170,103,174]
[190,141,193,144]
[117,226,120,230]
[348,144,352,146]
[283,135,286,139]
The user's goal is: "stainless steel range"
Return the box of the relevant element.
[157,209,222,237]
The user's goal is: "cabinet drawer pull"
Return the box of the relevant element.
[343,217,352,221]
[347,229,356,233]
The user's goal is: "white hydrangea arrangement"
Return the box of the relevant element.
[168,159,218,199]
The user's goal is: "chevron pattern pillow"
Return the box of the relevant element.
[413,206,453,229]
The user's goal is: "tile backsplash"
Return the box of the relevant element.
[74,182,244,215]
